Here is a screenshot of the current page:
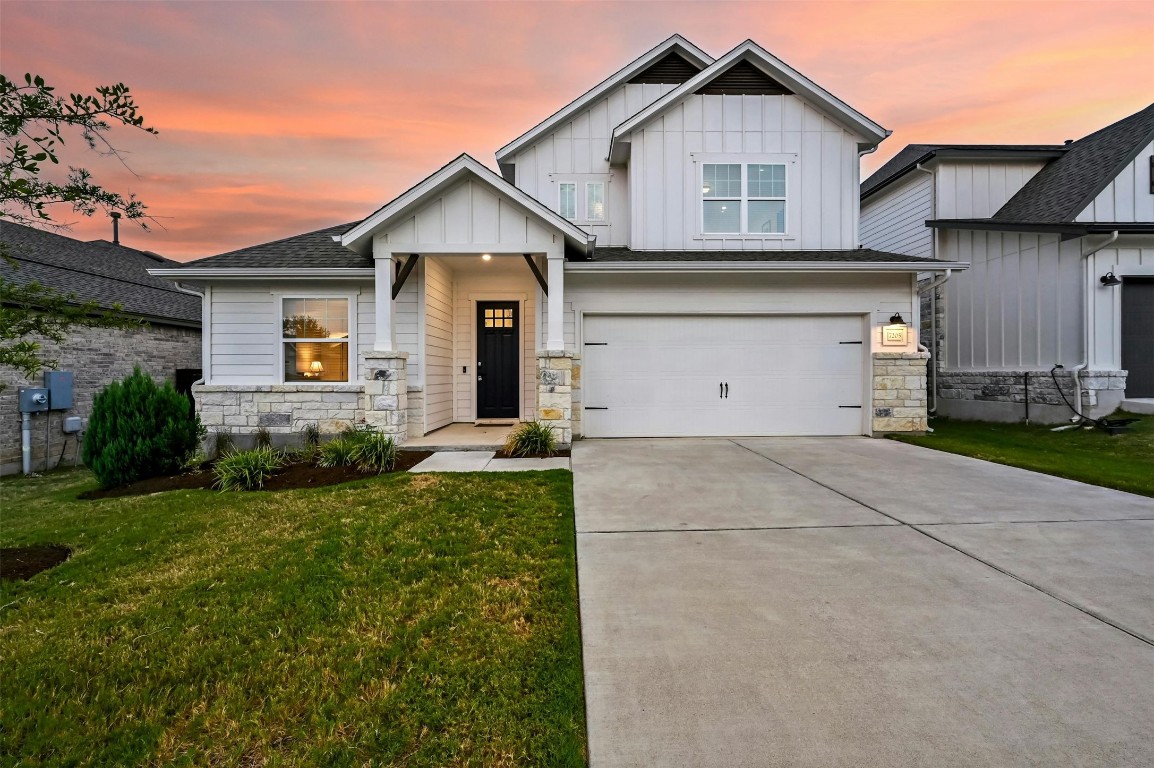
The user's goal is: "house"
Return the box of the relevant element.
[0,221,202,474]
[861,104,1154,423]
[151,36,965,445]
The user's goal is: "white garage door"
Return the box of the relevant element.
[582,314,866,437]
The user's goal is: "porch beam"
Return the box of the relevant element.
[391,253,420,300]
[523,254,548,296]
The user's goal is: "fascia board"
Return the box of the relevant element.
[609,41,889,160]
[565,261,969,273]
[148,268,376,279]
[495,35,714,163]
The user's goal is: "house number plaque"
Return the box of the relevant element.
[882,326,908,346]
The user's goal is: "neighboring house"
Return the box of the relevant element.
[0,221,202,474]
[861,104,1154,422]
[152,36,965,445]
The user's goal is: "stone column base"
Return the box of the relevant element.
[537,350,576,446]
[872,351,930,434]
[362,351,409,442]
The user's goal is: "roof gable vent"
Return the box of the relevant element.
[628,52,702,84]
[695,59,793,96]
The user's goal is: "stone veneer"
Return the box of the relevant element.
[937,369,1127,423]
[871,351,930,434]
[2,322,201,475]
[361,351,409,441]
[537,350,576,446]
[193,384,363,439]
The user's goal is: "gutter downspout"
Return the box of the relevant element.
[913,162,941,412]
[1071,230,1119,420]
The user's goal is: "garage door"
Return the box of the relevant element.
[582,315,865,437]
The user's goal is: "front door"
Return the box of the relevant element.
[1122,277,1154,397]
[477,301,519,419]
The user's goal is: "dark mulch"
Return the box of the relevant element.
[1,545,72,581]
[78,451,435,500]
[492,448,571,460]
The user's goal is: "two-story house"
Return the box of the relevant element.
[153,36,965,444]
[861,104,1154,423]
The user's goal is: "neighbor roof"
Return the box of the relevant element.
[0,221,200,326]
[991,103,1154,223]
[169,222,368,270]
[861,144,1068,200]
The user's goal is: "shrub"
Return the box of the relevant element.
[213,447,284,491]
[254,426,273,449]
[211,429,235,461]
[317,437,358,468]
[504,421,557,458]
[301,422,321,449]
[350,431,397,473]
[82,368,205,488]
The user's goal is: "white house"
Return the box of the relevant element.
[861,104,1154,423]
[153,36,966,445]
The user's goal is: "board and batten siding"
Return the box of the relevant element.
[1076,141,1154,223]
[1086,237,1154,370]
[935,160,1049,219]
[860,172,934,258]
[512,81,680,246]
[206,280,376,384]
[627,94,863,250]
[423,257,454,432]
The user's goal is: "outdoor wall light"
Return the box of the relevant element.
[882,313,909,346]
[1100,271,1122,287]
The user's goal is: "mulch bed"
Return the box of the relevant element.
[492,448,571,460]
[1,545,72,581]
[78,451,435,500]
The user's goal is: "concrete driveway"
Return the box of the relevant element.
[573,438,1154,767]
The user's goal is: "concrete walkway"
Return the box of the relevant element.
[574,438,1154,767]
[407,450,569,472]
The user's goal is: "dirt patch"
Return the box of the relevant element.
[1,545,72,581]
[78,451,435,499]
[492,448,571,460]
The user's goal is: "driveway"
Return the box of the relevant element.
[573,438,1154,767]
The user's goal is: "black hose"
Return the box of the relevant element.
[1050,365,1108,429]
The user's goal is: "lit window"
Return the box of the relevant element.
[559,183,576,220]
[282,297,350,382]
[701,163,787,235]
[586,182,605,222]
[483,307,514,328]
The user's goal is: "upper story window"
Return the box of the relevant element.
[553,174,611,224]
[701,162,787,235]
[281,297,351,383]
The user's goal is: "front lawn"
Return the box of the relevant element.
[0,468,585,766]
[890,413,1154,497]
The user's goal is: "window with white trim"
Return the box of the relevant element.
[585,182,605,222]
[552,174,611,223]
[559,182,576,220]
[281,297,350,382]
[701,162,787,234]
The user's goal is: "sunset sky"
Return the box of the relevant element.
[4,0,1152,261]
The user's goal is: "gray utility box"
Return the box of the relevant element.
[18,387,49,413]
[62,416,83,433]
[45,371,74,410]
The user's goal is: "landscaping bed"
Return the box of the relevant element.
[492,448,571,460]
[890,412,1154,497]
[1,467,585,765]
[79,450,434,499]
[0,544,71,581]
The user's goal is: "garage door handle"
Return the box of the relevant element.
[838,405,862,408]
[724,382,729,398]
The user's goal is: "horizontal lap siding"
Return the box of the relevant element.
[424,258,454,431]
[860,173,933,258]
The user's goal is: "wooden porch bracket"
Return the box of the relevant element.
[523,254,548,296]
[392,254,420,299]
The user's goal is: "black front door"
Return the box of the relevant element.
[1122,277,1154,397]
[477,301,519,418]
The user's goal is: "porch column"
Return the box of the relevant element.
[546,251,565,351]
[374,244,394,352]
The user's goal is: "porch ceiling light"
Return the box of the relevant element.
[482,253,492,261]
[1100,270,1122,287]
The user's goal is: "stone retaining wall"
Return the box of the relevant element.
[872,351,930,434]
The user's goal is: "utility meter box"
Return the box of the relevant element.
[45,371,74,410]
[18,387,50,413]
[62,416,83,433]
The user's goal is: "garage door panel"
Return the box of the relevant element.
[583,314,865,437]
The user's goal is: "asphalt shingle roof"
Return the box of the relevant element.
[993,103,1154,223]
[589,247,942,263]
[0,221,200,325]
[861,144,1067,200]
[176,222,369,269]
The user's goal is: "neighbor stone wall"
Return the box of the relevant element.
[537,350,576,446]
[1,322,201,475]
[872,351,930,434]
[937,369,1127,423]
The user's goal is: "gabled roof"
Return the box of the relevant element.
[0,220,200,326]
[340,154,594,255]
[861,144,1067,200]
[164,222,368,271]
[609,40,889,162]
[992,103,1154,223]
[494,35,713,165]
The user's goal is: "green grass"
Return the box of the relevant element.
[0,468,586,767]
[890,412,1154,497]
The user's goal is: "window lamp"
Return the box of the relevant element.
[586,182,605,222]
[282,297,350,383]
